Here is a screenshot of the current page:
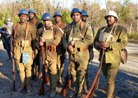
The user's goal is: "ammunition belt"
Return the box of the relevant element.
[77,46,88,52]
[45,46,56,52]
[13,40,31,47]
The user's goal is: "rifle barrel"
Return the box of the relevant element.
[85,49,104,98]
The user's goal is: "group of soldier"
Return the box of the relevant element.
[0,7,128,98]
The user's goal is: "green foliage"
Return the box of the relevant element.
[128,32,138,40]
[120,5,130,23]
[52,9,72,24]
[61,10,72,24]
[12,15,19,23]
[0,0,138,41]
[0,13,5,27]
[36,15,41,20]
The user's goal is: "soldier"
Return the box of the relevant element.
[11,9,36,93]
[81,10,95,93]
[94,11,128,98]
[81,10,95,36]
[39,12,61,97]
[28,9,43,79]
[63,8,93,97]
[0,18,13,60]
[53,11,66,85]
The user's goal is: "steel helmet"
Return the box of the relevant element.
[18,9,28,16]
[41,12,52,21]
[53,11,62,17]
[105,10,118,20]
[28,9,36,15]
[81,10,88,17]
[71,8,81,16]
[6,18,12,22]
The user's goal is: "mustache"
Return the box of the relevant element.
[107,20,111,22]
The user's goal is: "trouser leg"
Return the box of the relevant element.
[48,59,57,97]
[106,83,115,98]
[16,60,26,92]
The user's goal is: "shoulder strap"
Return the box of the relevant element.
[14,23,19,39]
[52,25,56,37]
[41,26,44,36]
[67,24,71,31]
[25,22,30,39]
[80,21,84,36]
[59,22,63,29]
[52,25,55,30]
[34,19,37,26]
[80,21,84,31]
[114,25,119,38]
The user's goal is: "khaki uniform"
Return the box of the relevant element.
[11,21,36,85]
[53,22,66,84]
[94,25,128,98]
[28,17,43,77]
[83,22,95,92]
[63,20,93,94]
[37,25,61,89]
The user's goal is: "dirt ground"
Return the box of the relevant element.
[0,41,138,98]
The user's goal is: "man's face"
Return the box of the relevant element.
[82,16,88,22]
[29,12,35,20]
[19,14,28,23]
[106,16,117,26]
[72,12,81,23]
[54,16,61,23]
[6,22,11,25]
[43,20,51,27]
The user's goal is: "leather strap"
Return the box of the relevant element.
[46,46,56,51]
[25,22,30,39]
[14,23,19,39]
[59,22,63,29]
[113,25,119,38]
[80,21,84,31]
[34,19,36,26]
[78,46,88,51]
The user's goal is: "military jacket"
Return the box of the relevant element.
[53,22,66,55]
[28,17,43,30]
[63,20,93,62]
[94,25,128,63]
[37,25,61,60]
[11,21,36,60]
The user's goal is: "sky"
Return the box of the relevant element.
[0,0,137,10]
[54,0,137,10]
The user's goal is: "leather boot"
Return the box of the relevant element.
[18,71,25,92]
[18,83,25,92]
[50,88,56,97]
[77,93,83,98]
[50,74,57,97]
[106,83,115,98]
[27,84,32,93]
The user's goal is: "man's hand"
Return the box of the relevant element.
[68,45,73,51]
[40,37,45,42]
[70,40,75,46]
[39,37,45,46]
[39,41,44,46]
[99,42,110,49]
